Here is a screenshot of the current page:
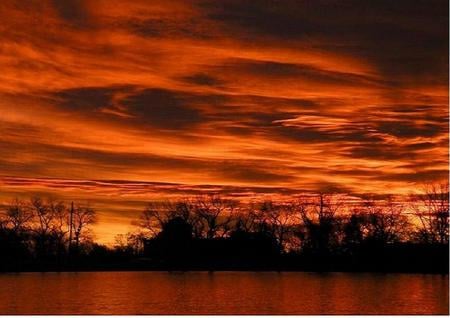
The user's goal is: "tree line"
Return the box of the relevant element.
[131,183,449,250]
[0,197,96,269]
[0,182,448,272]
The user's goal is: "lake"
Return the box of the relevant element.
[0,271,447,314]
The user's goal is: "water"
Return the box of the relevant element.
[0,271,447,314]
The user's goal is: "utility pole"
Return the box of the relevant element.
[68,201,74,258]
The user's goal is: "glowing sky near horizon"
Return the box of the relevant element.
[0,0,448,243]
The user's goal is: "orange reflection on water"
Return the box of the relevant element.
[0,272,447,314]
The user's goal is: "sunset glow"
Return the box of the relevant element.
[0,0,448,243]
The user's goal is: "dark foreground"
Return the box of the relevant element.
[0,271,447,315]
[2,242,448,274]
[2,192,448,274]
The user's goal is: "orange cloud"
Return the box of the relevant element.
[0,0,447,243]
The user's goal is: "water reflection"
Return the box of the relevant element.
[0,272,447,314]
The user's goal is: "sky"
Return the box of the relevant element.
[0,0,448,243]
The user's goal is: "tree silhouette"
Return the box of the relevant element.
[194,194,237,239]
[0,186,447,273]
[252,201,295,251]
[71,204,96,254]
[296,193,342,254]
[4,198,33,234]
[342,212,365,249]
[411,183,449,244]
[360,196,410,245]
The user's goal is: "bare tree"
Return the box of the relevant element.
[71,204,96,252]
[27,197,72,258]
[48,200,69,255]
[342,211,365,247]
[30,197,52,237]
[411,183,449,244]
[234,205,258,234]
[194,194,237,239]
[254,201,296,250]
[114,233,144,255]
[3,198,33,233]
[361,196,410,244]
[48,200,68,236]
[137,202,167,236]
[296,193,343,252]
[135,201,179,237]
